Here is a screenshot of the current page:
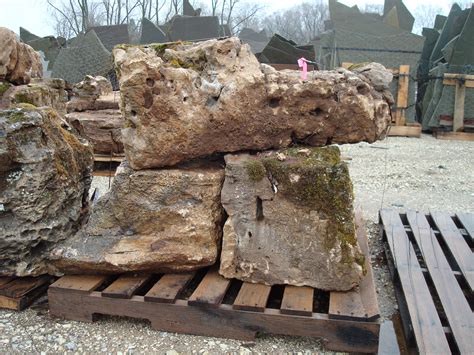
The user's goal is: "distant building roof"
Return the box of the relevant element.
[140,18,167,44]
[163,16,220,41]
[52,30,113,84]
[88,24,130,51]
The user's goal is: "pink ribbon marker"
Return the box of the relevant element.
[298,57,308,81]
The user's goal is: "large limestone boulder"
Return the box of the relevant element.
[50,161,225,274]
[219,146,364,291]
[0,107,93,276]
[0,27,43,85]
[114,37,391,169]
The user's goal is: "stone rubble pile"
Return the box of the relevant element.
[50,37,392,291]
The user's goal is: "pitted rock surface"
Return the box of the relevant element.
[50,161,225,274]
[0,107,93,276]
[114,37,392,169]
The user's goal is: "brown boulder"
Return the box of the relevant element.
[0,107,93,276]
[0,27,42,85]
[219,146,364,291]
[50,161,225,274]
[114,37,391,169]
[66,109,124,155]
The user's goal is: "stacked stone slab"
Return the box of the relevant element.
[418,4,474,131]
[52,37,392,291]
[0,27,94,277]
[65,76,124,155]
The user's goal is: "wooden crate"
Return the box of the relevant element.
[0,275,54,311]
[48,216,381,353]
[380,209,474,354]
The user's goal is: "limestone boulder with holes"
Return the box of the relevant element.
[50,160,225,274]
[113,37,392,169]
[0,27,43,85]
[0,107,93,276]
[219,146,365,291]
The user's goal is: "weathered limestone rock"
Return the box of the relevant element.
[0,78,68,113]
[50,161,225,274]
[67,76,116,112]
[219,146,364,291]
[0,107,93,276]
[66,109,124,155]
[114,37,392,169]
[0,27,43,85]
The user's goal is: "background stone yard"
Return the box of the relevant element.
[0,134,472,353]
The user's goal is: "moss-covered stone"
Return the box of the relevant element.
[245,160,266,182]
[0,82,12,97]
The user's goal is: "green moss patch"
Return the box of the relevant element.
[244,146,360,265]
[0,82,12,97]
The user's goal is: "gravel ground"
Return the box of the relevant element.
[1,134,473,353]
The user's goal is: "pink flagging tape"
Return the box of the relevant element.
[298,57,308,81]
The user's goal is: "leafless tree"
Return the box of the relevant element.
[47,0,106,35]
[363,4,384,15]
[262,1,328,44]
[413,4,444,34]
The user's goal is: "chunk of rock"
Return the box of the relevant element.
[219,146,364,291]
[50,161,225,274]
[114,37,391,169]
[0,27,43,85]
[66,109,124,155]
[0,78,68,113]
[0,107,93,276]
[67,76,117,112]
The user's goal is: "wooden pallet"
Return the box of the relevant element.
[387,124,422,138]
[94,154,124,163]
[380,209,474,354]
[0,275,54,311]
[49,216,381,353]
[432,130,474,142]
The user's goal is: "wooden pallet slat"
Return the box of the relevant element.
[378,321,400,355]
[188,268,231,307]
[0,275,53,311]
[457,212,474,242]
[280,286,314,317]
[431,212,474,291]
[407,211,473,353]
[102,274,152,299]
[50,275,108,293]
[144,273,194,303]
[329,213,380,321]
[0,277,14,287]
[380,209,451,354]
[233,282,271,312]
[0,275,52,299]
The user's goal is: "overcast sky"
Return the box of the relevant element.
[0,0,456,37]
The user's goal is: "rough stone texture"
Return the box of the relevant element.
[50,161,225,274]
[350,62,393,91]
[219,146,364,291]
[114,37,391,170]
[0,27,43,85]
[67,76,114,112]
[0,107,93,276]
[0,78,68,114]
[66,109,124,155]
